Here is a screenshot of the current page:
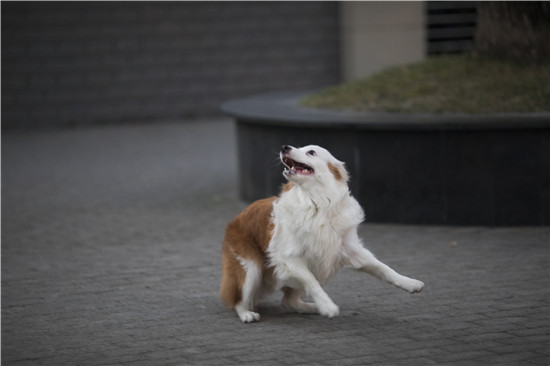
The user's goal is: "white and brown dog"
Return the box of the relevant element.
[221,144,424,323]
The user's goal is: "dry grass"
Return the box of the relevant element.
[301,54,550,114]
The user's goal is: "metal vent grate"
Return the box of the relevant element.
[427,1,478,55]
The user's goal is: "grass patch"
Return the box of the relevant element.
[301,54,550,114]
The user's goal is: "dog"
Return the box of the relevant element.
[220,144,424,323]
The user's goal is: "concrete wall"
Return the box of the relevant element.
[340,1,426,81]
[2,2,339,129]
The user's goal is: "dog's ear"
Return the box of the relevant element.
[327,162,349,183]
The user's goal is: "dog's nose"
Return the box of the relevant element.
[281,145,292,153]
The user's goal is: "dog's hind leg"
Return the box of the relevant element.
[281,287,318,314]
[234,258,262,323]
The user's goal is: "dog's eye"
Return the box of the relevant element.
[307,150,316,156]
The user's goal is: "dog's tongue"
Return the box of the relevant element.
[282,157,314,175]
[293,165,313,174]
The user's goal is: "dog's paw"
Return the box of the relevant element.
[238,310,261,323]
[295,301,318,314]
[318,302,340,318]
[282,299,318,314]
[403,278,424,294]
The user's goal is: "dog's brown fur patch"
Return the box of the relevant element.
[328,162,345,182]
[281,182,294,192]
[220,196,276,308]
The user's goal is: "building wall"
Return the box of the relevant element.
[339,2,426,81]
[2,2,339,129]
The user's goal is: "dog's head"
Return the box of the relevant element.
[280,145,349,189]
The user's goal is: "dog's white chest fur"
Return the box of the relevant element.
[268,186,364,285]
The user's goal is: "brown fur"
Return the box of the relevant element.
[328,162,344,182]
[220,196,276,308]
[281,182,294,192]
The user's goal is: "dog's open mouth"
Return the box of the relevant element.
[282,157,314,175]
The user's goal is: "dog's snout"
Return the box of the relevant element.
[281,145,292,154]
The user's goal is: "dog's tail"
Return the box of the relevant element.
[220,242,241,308]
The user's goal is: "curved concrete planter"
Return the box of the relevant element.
[222,91,550,226]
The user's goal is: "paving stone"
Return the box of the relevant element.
[2,119,549,365]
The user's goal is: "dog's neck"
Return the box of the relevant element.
[282,180,349,212]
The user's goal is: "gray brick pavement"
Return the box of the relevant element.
[2,119,549,365]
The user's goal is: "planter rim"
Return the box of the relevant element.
[222,91,550,131]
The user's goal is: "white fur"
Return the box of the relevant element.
[234,255,262,323]
[230,144,424,322]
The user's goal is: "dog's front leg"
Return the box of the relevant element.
[343,230,424,294]
[278,261,339,318]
